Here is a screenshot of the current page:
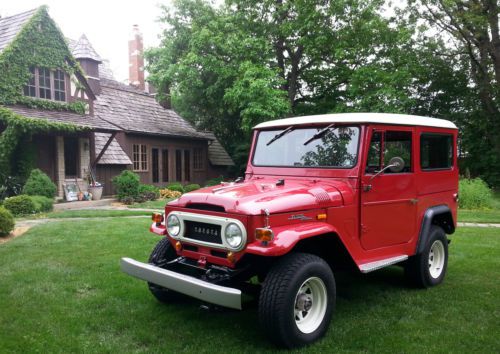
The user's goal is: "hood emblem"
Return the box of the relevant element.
[288,214,312,221]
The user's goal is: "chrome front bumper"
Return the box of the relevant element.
[120,257,242,310]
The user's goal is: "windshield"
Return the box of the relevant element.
[253,126,360,168]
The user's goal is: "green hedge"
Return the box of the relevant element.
[184,184,201,193]
[166,183,184,193]
[3,195,36,216]
[30,195,54,213]
[459,178,493,209]
[22,169,57,198]
[0,207,14,236]
[112,170,140,202]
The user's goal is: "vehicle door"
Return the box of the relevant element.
[360,126,418,250]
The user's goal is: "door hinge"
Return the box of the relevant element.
[410,198,418,205]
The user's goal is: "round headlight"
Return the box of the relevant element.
[167,214,180,237]
[225,223,243,249]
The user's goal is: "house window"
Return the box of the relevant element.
[175,150,182,181]
[23,67,36,97]
[184,150,191,181]
[23,67,67,102]
[193,148,203,169]
[162,149,169,182]
[133,144,148,171]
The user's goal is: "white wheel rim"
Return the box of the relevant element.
[428,240,445,279]
[294,277,327,334]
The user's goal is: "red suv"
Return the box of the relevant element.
[122,113,458,348]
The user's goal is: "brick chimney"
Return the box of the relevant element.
[129,24,145,90]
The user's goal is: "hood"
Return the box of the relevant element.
[169,178,354,215]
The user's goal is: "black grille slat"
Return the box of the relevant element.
[184,221,222,244]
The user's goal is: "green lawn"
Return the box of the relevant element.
[458,209,500,223]
[0,220,498,353]
[128,199,172,210]
[18,209,151,220]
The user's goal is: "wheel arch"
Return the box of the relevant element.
[416,205,454,255]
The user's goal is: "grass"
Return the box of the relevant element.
[0,219,499,353]
[127,199,172,210]
[458,189,500,223]
[17,209,151,220]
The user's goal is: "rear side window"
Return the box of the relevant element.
[420,133,453,170]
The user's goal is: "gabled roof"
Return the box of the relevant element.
[67,35,102,62]
[254,113,458,129]
[8,106,119,132]
[95,133,132,165]
[205,132,235,166]
[0,8,37,53]
[94,79,209,139]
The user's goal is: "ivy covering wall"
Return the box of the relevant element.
[0,6,86,114]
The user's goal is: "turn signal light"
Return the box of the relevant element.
[152,213,164,224]
[316,213,327,221]
[227,252,236,263]
[255,228,274,243]
[175,241,182,252]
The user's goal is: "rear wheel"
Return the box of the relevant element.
[147,237,183,303]
[258,253,335,348]
[405,226,448,288]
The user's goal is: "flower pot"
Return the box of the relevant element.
[88,186,103,200]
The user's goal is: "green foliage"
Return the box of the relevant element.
[29,195,54,213]
[0,176,24,201]
[0,6,87,114]
[3,195,36,216]
[205,176,223,187]
[459,178,493,210]
[136,184,160,202]
[184,184,201,193]
[22,169,57,198]
[165,183,184,193]
[112,170,140,202]
[0,207,14,236]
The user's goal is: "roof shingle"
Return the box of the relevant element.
[0,8,37,53]
[67,34,101,62]
[205,132,234,166]
[95,133,132,165]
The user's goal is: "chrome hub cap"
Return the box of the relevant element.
[428,240,445,279]
[294,277,327,334]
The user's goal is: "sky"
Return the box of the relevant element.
[0,0,171,82]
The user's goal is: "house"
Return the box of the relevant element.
[0,7,233,197]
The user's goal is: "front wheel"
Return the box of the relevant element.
[258,253,336,348]
[405,225,448,288]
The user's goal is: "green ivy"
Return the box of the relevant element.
[0,107,87,183]
[0,6,87,114]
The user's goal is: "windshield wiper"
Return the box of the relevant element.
[266,126,294,146]
[303,123,335,146]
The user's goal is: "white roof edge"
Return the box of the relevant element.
[254,113,458,130]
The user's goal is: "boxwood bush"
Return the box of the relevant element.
[0,207,14,236]
[137,184,160,202]
[22,169,57,198]
[166,183,184,194]
[3,195,36,216]
[205,176,223,187]
[112,170,140,201]
[30,195,54,213]
[184,184,201,193]
[459,178,493,209]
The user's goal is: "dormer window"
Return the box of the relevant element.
[23,67,67,102]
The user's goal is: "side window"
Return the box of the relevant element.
[384,131,412,173]
[420,133,453,170]
[366,131,382,174]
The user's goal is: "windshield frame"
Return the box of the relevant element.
[251,124,362,170]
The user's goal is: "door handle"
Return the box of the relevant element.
[410,198,418,205]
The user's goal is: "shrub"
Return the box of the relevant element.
[159,189,182,199]
[184,184,201,193]
[3,195,36,216]
[22,169,57,198]
[459,178,493,209]
[137,184,160,202]
[30,195,54,213]
[205,176,223,187]
[112,170,140,201]
[0,207,14,236]
[166,183,184,193]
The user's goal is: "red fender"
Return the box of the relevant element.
[245,221,340,256]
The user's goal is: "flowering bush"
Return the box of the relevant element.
[159,189,182,199]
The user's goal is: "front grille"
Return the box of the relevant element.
[184,221,222,244]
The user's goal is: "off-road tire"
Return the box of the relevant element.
[405,225,448,288]
[147,237,183,303]
[258,253,336,348]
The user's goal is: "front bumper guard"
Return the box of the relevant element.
[120,257,242,310]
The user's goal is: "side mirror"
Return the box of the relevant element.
[388,157,405,173]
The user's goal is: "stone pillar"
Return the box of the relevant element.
[79,137,90,182]
[56,136,65,198]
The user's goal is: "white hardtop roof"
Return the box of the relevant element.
[254,113,457,130]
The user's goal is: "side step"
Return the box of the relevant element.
[359,255,408,273]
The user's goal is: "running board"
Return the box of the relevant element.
[359,255,408,273]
